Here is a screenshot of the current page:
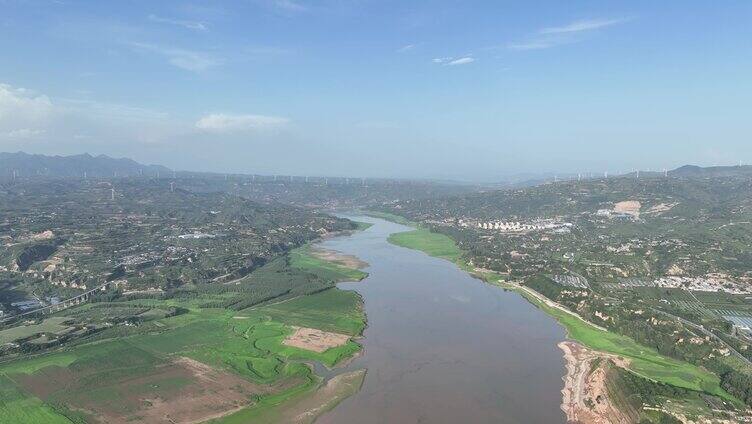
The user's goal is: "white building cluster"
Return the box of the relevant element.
[465,219,572,233]
[653,276,752,294]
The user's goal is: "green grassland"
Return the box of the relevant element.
[516,286,733,400]
[290,246,368,282]
[0,375,72,424]
[386,227,499,282]
[0,317,74,345]
[0,246,369,423]
[363,210,416,226]
[385,224,738,405]
[603,359,736,423]
[254,288,366,336]
[353,221,373,231]
[387,228,462,263]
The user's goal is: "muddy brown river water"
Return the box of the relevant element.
[315,216,567,424]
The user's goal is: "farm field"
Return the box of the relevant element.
[0,247,368,423]
[0,317,75,345]
[631,286,752,329]
[255,288,366,336]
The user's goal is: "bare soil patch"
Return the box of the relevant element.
[613,200,642,218]
[14,357,294,424]
[283,326,351,353]
[309,247,368,269]
[559,341,632,424]
[139,357,268,424]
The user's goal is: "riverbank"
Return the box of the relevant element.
[318,215,569,423]
[290,246,369,283]
[380,219,739,419]
[559,340,632,424]
[216,369,366,424]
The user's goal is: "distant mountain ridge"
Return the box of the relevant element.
[0,152,171,178]
[512,164,752,187]
[2,151,750,182]
[668,164,752,178]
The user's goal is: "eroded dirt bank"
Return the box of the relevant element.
[559,341,633,424]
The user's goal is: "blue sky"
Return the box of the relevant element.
[1,0,751,180]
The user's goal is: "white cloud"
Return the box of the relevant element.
[540,18,629,35]
[196,113,290,133]
[0,82,293,153]
[0,82,187,147]
[448,57,475,66]
[0,84,54,138]
[397,44,417,53]
[128,42,221,72]
[509,17,630,51]
[432,56,475,66]
[507,40,559,51]
[147,14,208,32]
[0,84,53,121]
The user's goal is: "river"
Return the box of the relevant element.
[314,216,567,424]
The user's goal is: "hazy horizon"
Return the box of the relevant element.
[2,1,751,180]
